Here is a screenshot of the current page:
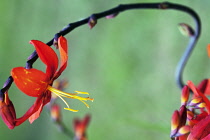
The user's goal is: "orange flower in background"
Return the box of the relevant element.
[11,36,93,126]
[50,103,61,123]
[170,81,210,140]
[74,115,91,140]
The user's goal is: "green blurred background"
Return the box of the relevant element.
[0,0,210,139]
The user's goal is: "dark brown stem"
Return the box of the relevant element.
[0,2,201,137]
[1,2,201,94]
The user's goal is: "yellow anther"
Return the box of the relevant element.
[75,91,89,95]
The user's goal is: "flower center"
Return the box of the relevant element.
[47,86,94,112]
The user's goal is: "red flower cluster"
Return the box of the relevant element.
[170,45,210,140]
[0,36,93,129]
[170,80,210,140]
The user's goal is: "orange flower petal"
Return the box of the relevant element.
[30,40,59,78]
[58,36,68,68]
[29,102,44,124]
[15,92,51,126]
[15,97,42,126]
[11,67,48,97]
[207,44,210,58]
[54,36,68,79]
[28,91,51,124]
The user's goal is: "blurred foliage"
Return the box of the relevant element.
[0,0,210,140]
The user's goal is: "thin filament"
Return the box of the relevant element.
[47,86,94,111]
[55,93,78,112]
[48,86,93,101]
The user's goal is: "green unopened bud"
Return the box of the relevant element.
[178,23,195,37]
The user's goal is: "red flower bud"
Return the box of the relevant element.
[51,104,61,123]
[0,91,16,129]
[181,85,189,105]
[74,114,91,140]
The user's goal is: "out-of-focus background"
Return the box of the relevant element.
[0,0,210,139]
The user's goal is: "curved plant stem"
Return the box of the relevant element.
[1,2,200,93]
[0,1,201,136]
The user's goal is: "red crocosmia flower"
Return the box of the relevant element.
[170,80,210,140]
[0,91,16,129]
[74,115,91,140]
[11,36,93,126]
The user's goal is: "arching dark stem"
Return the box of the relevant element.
[1,2,201,95]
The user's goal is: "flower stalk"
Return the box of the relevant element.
[0,2,203,139]
[1,2,201,94]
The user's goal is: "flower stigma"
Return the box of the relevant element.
[47,86,94,112]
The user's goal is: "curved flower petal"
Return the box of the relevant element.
[15,91,51,126]
[28,101,44,124]
[29,91,51,124]
[15,97,42,126]
[30,40,59,79]
[198,79,210,95]
[11,67,48,97]
[54,36,68,80]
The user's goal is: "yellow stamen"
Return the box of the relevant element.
[74,91,89,95]
[47,86,94,112]
[55,93,78,112]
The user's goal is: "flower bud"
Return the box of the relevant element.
[174,125,190,137]
[106,12,119,19]
[179,105,187,126]
[188,97,206,109]
[0,91,16,129]
[88,15,97,29]
[50,104,61,123]
[74,114,91,140]
[170,110,180,138]
[181,85,189,105]
[178,23,195,37]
